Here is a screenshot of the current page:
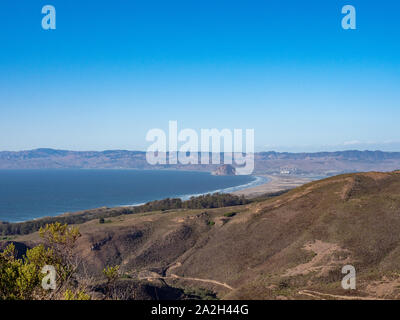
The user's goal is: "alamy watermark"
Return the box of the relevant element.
[41,265,57,290]
[41,5,56,30]
[39,5,356,31]
[342,5,356,30]
[145,121,255,175]
[341,264,356,290]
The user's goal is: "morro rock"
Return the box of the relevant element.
[212,164,236,176]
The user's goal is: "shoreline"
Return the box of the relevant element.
[175,174,269,201]
[116,173,266,207]
[83,175,269,214]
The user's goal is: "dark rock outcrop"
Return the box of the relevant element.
[212,164,236,176]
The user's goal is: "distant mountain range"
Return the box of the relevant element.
[1,148,400,175]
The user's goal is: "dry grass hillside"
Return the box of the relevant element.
[9,171,400,300]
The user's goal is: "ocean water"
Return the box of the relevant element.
[0,169,267,222]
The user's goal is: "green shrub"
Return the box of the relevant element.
[224,212,236,217]
[0,223,90,300]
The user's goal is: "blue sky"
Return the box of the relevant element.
[0,0,399,152]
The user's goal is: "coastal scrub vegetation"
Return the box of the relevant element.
[0,222,90,300]
[0,222,123,300]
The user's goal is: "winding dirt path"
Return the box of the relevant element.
[141,274,234,290]
[167,274,234,290]
[298,290,384,300]
[139,262,235,291]
[167,262,182,273]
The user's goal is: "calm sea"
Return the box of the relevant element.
[0,169,266,222]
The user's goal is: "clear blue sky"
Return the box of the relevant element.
[0,0,399,152]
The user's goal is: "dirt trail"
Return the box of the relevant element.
[298,290,384,300]
[139,262,235,291]
[166,262,182,273]
[140,274,234,290]
[167,274,235,290]
[284,240,349,277]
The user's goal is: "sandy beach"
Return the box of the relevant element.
[233,174,319,198]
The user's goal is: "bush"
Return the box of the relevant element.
[102,265,120,299]
[224,212,236,217]
[0,223,90,300]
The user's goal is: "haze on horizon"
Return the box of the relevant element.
[0,0,399,152]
